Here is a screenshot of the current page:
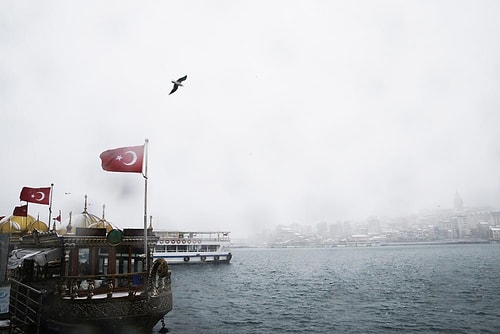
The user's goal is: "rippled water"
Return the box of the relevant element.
[156,244,500,333]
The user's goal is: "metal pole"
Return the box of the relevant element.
[143,139,149,272]
[48,183,54,223]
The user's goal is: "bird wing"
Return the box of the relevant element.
[169,84,179,95]
[177,75,187,82]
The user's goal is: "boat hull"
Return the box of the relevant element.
[9,279,172,334]
[41,293,172,333]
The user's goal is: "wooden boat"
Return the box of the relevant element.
[6,214,172,333]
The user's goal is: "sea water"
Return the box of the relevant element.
[155,244,500,333]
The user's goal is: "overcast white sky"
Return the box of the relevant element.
[1,1,500,238]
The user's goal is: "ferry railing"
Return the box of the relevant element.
[157,238,231,244]
[8,278,43,334]
[156,233,231,242]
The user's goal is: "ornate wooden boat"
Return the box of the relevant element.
[7,224,172,334]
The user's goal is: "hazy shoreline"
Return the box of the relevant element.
[233,239,494,249]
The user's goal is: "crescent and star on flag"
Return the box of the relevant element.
[31,191,46,202]
[115,151,138,166]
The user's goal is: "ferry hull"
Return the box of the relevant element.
[153,252,232,264]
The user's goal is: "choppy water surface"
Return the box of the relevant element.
[156,244,500,333]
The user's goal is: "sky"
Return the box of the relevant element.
[1,1,500,238]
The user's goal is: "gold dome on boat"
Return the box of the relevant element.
[0,218,22,234]
[27,218,49,232]
[0,215,36,234]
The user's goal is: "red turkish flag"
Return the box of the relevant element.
[20,187,51,205]
[100,145,144,173]
[13,205,28,217]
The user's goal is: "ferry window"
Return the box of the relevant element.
[167,245,176,252]
[78,248,90,275]
[155,245,166,252]
[178,245,187,252]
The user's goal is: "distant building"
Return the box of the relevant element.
[491,211,500,225]
[489,227,500,241]
[316,221,328,235]
[477,222,492,239]
[366,217,381,234]
[453,215,469,238]
[454,191,464,213]
[329,222,343,237]
[343,221,352,237]
[438,219,459,239]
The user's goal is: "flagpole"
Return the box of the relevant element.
[143,138,149,272]
[52,210,61,231]
[24,203,28,230]
[48,183,54,224]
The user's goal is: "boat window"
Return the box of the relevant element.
[98,248,108,275]
[116,252,129,274]
[128,257,144,273]
[99,256,108,275]
[78,248,90,275]
[155,245,166,252]
[167,245,176,252]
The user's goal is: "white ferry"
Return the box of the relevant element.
[152,231,232,264]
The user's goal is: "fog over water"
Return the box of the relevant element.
[1,1,500,238]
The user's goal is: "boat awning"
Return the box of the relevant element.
[8,248,62,269]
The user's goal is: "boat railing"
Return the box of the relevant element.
[60,272,155,299]
[9,278,43,334]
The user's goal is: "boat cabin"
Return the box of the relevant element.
[8,228,157,296]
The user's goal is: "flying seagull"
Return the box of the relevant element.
[169,75,187,95]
